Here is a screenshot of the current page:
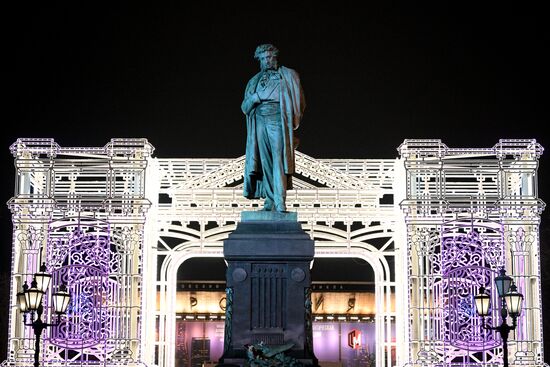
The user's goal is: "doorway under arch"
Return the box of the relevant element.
[155,238,398,367]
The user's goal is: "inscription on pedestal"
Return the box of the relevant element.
[253,331,285,345]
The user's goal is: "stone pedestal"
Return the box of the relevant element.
[219,211,318,366]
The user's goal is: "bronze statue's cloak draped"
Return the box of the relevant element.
[241,66,305,200]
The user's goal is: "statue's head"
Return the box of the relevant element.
[254,44,279,71]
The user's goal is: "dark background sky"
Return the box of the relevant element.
[2,3,548,361]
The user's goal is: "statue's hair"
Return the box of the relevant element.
[254,44,279,59]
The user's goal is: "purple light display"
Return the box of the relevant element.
[440,220,504,351]
[46,218,116,358]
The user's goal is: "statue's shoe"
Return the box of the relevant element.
[275,204,286,213]
[263,200,274,211]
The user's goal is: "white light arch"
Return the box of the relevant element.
[155,235,394,367]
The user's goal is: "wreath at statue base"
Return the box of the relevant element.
[245,342,303,367]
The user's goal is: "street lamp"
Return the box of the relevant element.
[474,267,524,367]
[18,262,71,367]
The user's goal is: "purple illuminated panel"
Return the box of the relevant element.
[440,221,504,351]
[443,265,497,350]
[46,219,115,358]
[51,265,114,347]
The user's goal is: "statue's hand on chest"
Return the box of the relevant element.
[256,71,280,101]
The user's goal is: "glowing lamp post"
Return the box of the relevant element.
[18,263,71,367]
[474,268,524,367]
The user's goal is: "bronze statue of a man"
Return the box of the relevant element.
[241,44,306,212]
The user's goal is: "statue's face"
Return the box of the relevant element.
[258,51,278,71]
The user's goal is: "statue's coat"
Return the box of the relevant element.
[242,66,305,199]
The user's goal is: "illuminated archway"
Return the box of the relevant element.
[152,218,398,367]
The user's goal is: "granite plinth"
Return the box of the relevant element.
[219,217,318,366]
[241,210,298,222]
[224,220,313,261]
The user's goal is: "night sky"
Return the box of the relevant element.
[3,3,549,360]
